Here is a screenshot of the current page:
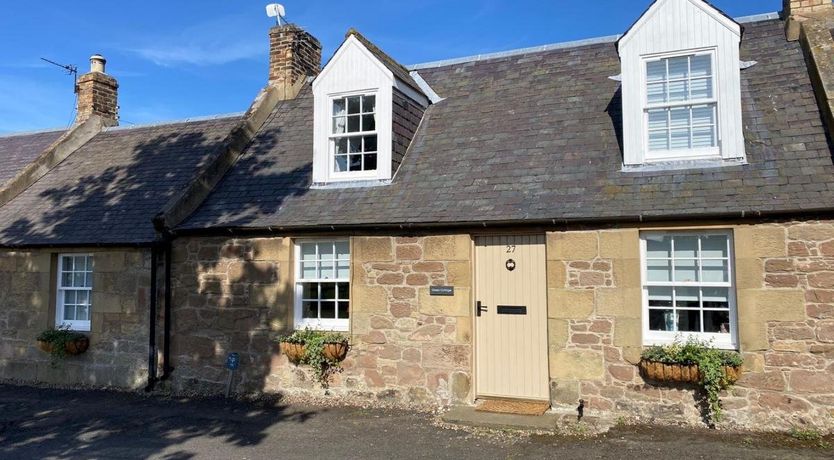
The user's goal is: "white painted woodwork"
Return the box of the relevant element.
[312,36,394,184]
[474,235,549,401]
[618,0,745,165]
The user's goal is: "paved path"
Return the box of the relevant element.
[0,384,830,459]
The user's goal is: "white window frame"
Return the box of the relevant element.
[642,48,721,162]
[329,90,379,181]
[640,231,738,350]
[56,253,93,332]
[293,240,351,332]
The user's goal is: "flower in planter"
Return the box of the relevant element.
[36,326,90,366]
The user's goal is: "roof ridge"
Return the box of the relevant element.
[104,111,246,132]
[0,127,66,139]
[408,11,781,71]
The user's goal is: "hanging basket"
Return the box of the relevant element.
[280,342,307,365]
[37,337,90,356]
[323,342,349,362]
[639,360,742,384]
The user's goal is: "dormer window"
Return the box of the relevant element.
[332,94,378,173]
[618,0,745,168]
[645,52,718,160]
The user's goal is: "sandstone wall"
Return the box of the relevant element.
[169,235,473,406]
[0,249,152,388]
[547,222,834,432]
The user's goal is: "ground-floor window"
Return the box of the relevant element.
[56,254,93,331]
[294,240,350,331]
[641,231,737,349]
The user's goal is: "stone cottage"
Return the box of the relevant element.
[2,0,834,432]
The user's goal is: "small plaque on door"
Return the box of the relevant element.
[430,286,454,296]
[497,305,527,315]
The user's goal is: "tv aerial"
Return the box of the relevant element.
[40,57,78,88]
[266,4,287,26]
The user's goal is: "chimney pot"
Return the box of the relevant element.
[90,54,107,73]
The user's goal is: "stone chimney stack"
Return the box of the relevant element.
[75,54,119,126]
[783,0,833,40]
[268,24,322,100]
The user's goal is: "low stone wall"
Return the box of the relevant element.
[169,235,473,406]
[546,222,834,432]
[0,249,152,388]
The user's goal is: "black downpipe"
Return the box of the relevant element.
[161,240,174,380]
[145,246,159,392]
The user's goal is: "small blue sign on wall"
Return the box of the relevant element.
[226,352,240,371]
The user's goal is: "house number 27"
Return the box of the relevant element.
[506,245,516,253]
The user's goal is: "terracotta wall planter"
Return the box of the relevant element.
[323,342,349,362]
[37,337,90,356]
[639,360,742,384]
[280,342,306,365]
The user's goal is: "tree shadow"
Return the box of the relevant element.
[0,384,319,459]
[605,85,624,162]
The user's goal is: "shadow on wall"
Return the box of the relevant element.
[0,384,318,459]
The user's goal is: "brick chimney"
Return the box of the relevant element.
[75,54,119,126]
[268,24,322,100]
[783,0,833,40]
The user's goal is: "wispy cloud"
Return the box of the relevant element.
[0,76,76,133]
[125,14,262,67]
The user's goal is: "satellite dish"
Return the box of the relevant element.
[266,4,286,24]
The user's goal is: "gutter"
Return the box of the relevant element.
[145,245,160,392]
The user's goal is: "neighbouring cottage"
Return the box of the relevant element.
[1,0,834,433]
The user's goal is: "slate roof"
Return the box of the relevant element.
[0,116,240,246]
[180,19,834,232]
[0,130,64,185]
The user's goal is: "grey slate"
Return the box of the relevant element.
[0,117,240,246]
[0,130,64,184]
[180,19,834,232]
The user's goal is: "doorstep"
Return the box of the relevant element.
[441,405,560,432]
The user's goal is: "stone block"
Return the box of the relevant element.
[547,289,593,319]
[738,321,768,352]
[424,235,470,261]
[546,260,566,289]
[735,258,764,290]
[353,286,388,313]
[252,238,290,261]
[550,379,580,406]
[734,226,786,258]
[422,344,469,369]
[418,288,470,317]
[446,261,471,286]
[611,259,641,289]
[456,318,472,343]
[94,252,126,272]
[17,253,51,273]
[596,288,641,318]
[547,232,598,260]
[789,370,834,393]
[353,237,393,262]
[548,319,569,349]
[92,293,123,313]
[737,289,806,322]
[613,317,642,348]
[599,229,640,260]
[450,371,471,403]
[550,350,604,380]
[787,223,834,242]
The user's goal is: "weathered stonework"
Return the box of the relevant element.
[169,235,473,407]
[0,249,152,388]
[547,223,834,432]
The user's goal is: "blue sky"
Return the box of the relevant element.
[0,0,781,134]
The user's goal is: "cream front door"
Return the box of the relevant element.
[474,235,549,401]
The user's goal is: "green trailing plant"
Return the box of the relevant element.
[37,326,87,364]
[276,329,350,387]
[641,337,743,425]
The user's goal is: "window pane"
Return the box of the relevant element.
[63,305,76,321]
[690,78,712,99]
[336,261,350,280]
[333,99,346,117]
[647,83,666,104]
[701,234,728,258]
[648,287,673,307]
[674,259,698,282]
[347,115,361,133]
[85,272,93,288]
[333,117,346,134]
[691,126,715,148]
[701,259,729,283]
[690,55,711,78]
[674,236,698,258]
[364,135,377,152]
[318,242,334,261]
[349,155,362,172]
[347,96,361,114]
[647,60,666,82]
[670,128,690,150]
[348,137,362,153]
[76,305,90,321]
[302,282,318,300]
[64,290,76,305]
[646,235,672,258]
[691,105,714,126]
[77,290,89,305]
[365,154,378,171]
[667,57,689,79]
[62,256,74,271]
[338,282,350,299]
[61,272,73,288]
[301,243,317,261]
[73,272,85,287]
[335,138,348,154]
[648,130,669,151]
[335,155,348,172]
[678,310,702,332]
[338,301,350,319]
[669,108,689,128]
[667,79,688,102]
[362,114,376,132]
[648,110,668,130]
[363,95,376,113]
[647,259,672,282]
[335,242,350,260]
[302,301,318,319]
[649,309,676,332]
[704,310,731,333]
[675,287,700,308]
[702,287,730,309]
[302,262,317,279]
[320,301,336,319]
[321,283,336,300]
[320,260,335,280]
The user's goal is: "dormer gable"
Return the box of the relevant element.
[312,31,429,186]
[618,0,746,167]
